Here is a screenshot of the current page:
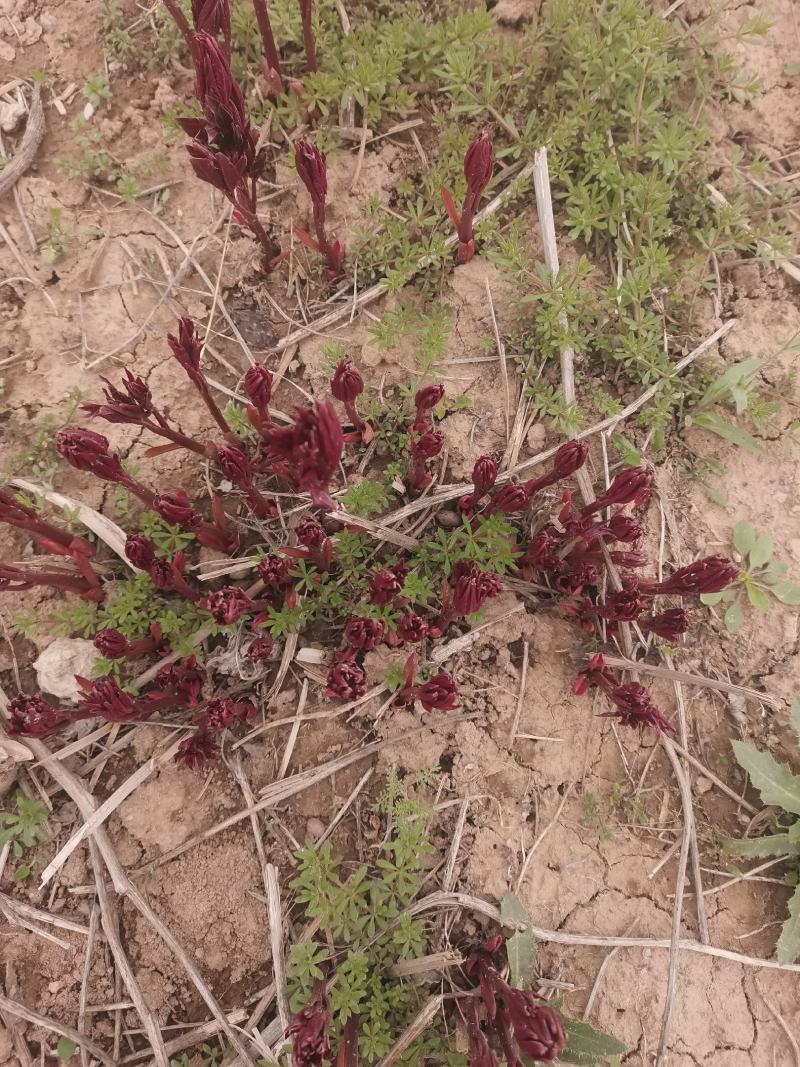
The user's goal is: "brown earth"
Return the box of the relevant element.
[1,0,800,1065]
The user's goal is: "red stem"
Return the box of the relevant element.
[298,0,318,72]
[251,0,284,88]
[161,0,193,47]
[142,418,209,456]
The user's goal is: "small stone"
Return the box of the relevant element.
[695,776,712,794]
[48,980,62,994]
[34,639,100,702]
[306,817,325,840]
[436,509,461,528]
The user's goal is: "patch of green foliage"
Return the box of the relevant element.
[287,769,464,1064]
[723,702,800,963]
[701,522,800,633]
[1,388,85,484]
[51,571,208,670]
[0,791,48,881]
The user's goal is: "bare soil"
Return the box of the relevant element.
[1,0,799,1065]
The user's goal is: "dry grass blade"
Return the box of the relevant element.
[0,84,44,199]
[39,735,184,887]
[11,478,139,570]
[375,995,444,1067]
[0,987,116,1067]
[430,605,525,664]
[406,891,800,972]
[601,654,781,709]
[266,864,290,1037]
[0,891,89,935]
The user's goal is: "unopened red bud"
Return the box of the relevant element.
[345,616,385,651]
[414,384,444,416]
[244,363,273,411]
[415,673,458,712]
[464,130,494,201]
[330,359,364,404]
[326,661,367,701]
[295,139,327,207]
[641,608,690,641]
[471,455,497,498]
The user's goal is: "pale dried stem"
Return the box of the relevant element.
[507,639,529,744]
[601,654,781,709]
[406,891,800,973]
[265,864,290,1037]
[375,995,444,1067]
[78,904,100,1067]
[0,988,115,1067]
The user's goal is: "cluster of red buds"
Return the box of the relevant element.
[502,452,740,732]
[408,384,445,492]
[441,131,494,263]
[465,936,567,1065]
[159,2,280,268]
[294,140,345,279]
[330,359,370,442]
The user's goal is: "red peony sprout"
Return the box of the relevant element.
[285,983,331,1067]
[397,612,429,643]
[294,140,344,278]
[641,608,690,641]
[604,682,674,734]
[441,131,494,263]
[415,673,458,712]
[7,694,75,738]
[369,567,403,606]
[325,661,368,701]
[204,586,255,625]
[175,728,220,771]
[639,555,739,596]
[265,401,343,509]
[330,359,367,435]
[345,616,385,651]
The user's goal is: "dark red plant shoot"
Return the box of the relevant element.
[162,23,280,268]
[466,935,567,1064]
[441,130,494,263]
[330,359,371,441]
[294,139,345,279]
[251,0,285,93]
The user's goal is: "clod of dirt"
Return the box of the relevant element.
[33,638,99,701]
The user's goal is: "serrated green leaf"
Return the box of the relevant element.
[772,582,800,605]
[725,601,744,633]
[610,433,641,466]
[560,1015,628,1065]
[747,585,771,613]
[733,521,756,556]
[720,833,797,858]
[732,740,800,815]
[57,1037,77,1061]
[691,411,764,454]
[500,892,536,989]
[777,882,800,964]
[750,533,773,568]
[13,865,30,881]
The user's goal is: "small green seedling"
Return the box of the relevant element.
[723,700,800,963]
[701,521,800,633]
[0,790,48,880]
[686,358,766,455]
[41,207,69,265]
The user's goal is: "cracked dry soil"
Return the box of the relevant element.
[1,0,800,1063]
